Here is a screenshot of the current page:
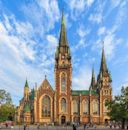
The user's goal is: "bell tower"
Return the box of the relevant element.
[97,44,112,124]
[54,11,72,124]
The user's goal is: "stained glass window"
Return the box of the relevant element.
[61,98,66,112]
[83,100,88,114]
[73,100,78,113]
[42,95,51,117]
[93,100,99,114]
[61,73,66,93]
[103,99,108,112]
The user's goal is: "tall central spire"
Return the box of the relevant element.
[59,11,68,46]
[100,42,108,73]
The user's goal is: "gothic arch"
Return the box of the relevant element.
[60,72,67,93]
[39,94,53,119]
[72,100,79,114]
[42,95,51,117]
[61,98,66,112]
[103,99,108,113]
[92,99,99,115]
[82,100,89,114]
[59,97,67,113]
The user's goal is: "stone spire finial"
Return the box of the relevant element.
[59,10,68,46]
[25,78,29,88]
[100,41,107,73]
[90,67,96,90]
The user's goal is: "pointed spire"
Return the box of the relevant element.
[59,10,68,46]
[25,79,29,88]
[90,67,96,90]
[100,41,108,73]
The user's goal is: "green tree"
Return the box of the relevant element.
[0,89,12,105]
[0,104,15,122]
[0,89,16,122]
[106,86,128,129]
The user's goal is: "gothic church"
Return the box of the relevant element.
[16,12,112,125]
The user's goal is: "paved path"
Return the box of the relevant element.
[0,126,125,130]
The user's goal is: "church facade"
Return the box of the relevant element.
[16,13,112,125]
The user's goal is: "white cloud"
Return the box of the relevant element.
[73,65,91,90]
[92,31,122,60]
[111,0,122,8]
[68,0,94,11]
[97,26,106,36]
[65,0,94,20]
[69,0,86,11]
[77,25,90,38]
[0,13,58,105]
[89,13,102,24]
[0,22,36,61]
[92,1,127,60]
[74,25,90,50]
[22,0,60,33]
[87,0,94,7]
[46,34,58,48]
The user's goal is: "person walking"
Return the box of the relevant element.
[73,124,76,130]
[110,122,112,129]
[37,123,40,130]
[84,123,86,130]
[24,124,27,130]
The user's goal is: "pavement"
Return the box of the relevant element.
[0,125,126,130]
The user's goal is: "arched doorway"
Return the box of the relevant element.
[73,116,80,124]
[105,119,108,125]
[61,116,66,124]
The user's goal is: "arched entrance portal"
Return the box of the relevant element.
[105,119,108,125]
[73,116,80,124]
[61,116,66,124]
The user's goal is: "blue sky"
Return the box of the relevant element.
[0,0,128,105]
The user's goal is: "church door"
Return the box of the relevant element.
[61,116,66,124]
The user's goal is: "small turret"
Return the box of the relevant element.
[89,67,96,90]
[24,79,29,101]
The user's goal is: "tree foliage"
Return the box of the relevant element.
[0,89,12,105]
[0,104,15,122]
[0,89,15,122]
[106,86,128,129]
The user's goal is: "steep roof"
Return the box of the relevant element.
[24,103,30,112]
[100,44,108,73]
[24,79,29,88]
[39,76,54,91]
[90,67,96,88]
[72,90,98,96]
[59,11,68,46]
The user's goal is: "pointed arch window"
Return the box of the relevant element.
[103,99,108,114]
[83,100,89,114]
[61,73,66,93]
[93,100,99,115]
[42,95,51,117]
[73,100,79,114]
[61,98,66,112]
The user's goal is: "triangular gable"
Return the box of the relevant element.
[40,78,54,92]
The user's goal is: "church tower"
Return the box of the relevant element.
[54,11,72,124]
[24,79,29,101]
[97,44,112,124]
